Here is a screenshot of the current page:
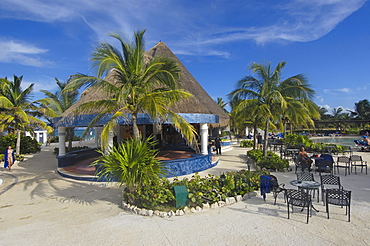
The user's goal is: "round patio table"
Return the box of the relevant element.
[290,180,320,189]
[290,180,321,212]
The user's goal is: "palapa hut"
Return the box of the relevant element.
[54,42,229,158]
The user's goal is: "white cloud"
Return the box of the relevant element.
[323,87,353,94]
[316,95,324,102]
[337,88,351,93]
[318,104,332,111]
[0,0,367,57]
[0,39,52,67]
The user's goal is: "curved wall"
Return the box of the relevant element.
[162,154,217,178]
[57,150,218,181]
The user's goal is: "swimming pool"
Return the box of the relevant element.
[311,137,359,146]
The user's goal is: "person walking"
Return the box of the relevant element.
[214,135,222,155]
[4,146,15,172]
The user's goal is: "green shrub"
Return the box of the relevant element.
[246,149,263,162]
[247,149,289,171]
[308,143,347,154]
[240,140,254,147]
[124,178,176,210]
[124,169,268,209]
[0,134,41,154]
[283,134,312,148]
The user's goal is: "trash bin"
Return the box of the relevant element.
[173,185,189,209]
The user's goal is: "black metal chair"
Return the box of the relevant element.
[285,189,312,224]
[293,155,311,173]
[334,156,350,176]
[350,155,368,175]
[297,172,319,202]
[259,175,286,204]
[320,174,342,205]
[325,188,351,222]
[270,175,286,205]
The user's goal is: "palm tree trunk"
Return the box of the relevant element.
[263,117,270,157]
[16,129,21,155]
[253,124,258,149]
[132,113,140,140]
[66,127,74,151]
[283,121,287,136]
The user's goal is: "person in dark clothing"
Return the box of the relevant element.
[257,133,262,149]
[214,136,222,155]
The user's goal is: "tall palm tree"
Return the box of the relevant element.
[216,97,228,113]
[280,99,320,134]
[351,99,370,120]
[65,30,197,149]
[36,77,80,150]
[0,75,48,154]
[229,62,316,156]
[332,107,344,119]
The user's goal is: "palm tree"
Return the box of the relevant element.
[0,75,48,154]
[216,97,228,113]
[280,99,320,134]
[352,99,370,120]
[229,62,316,156]
[318,106,331,120]
[65,30,197,149]
[36,77,80,151]
[331,107,345,130]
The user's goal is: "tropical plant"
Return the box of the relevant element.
[229,97,259,147]
[64,30,197,149]
[92,136,166,204]
[216,97,228,113]
[229,62,317,156]
[123,169,267,210]
[240,139,254,147]
[124,177,176,210]
[283,133,312,148]
[36,77,80,151]
[318,106,331,120]
[352,99,370,120]
[0,75,49,154]
[0,134,41,154]
[247,149,289,171]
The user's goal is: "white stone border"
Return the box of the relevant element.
[121,192,257,217]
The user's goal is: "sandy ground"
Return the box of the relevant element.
[0,141,369,246]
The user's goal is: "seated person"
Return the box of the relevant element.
[298,147,313,167]
[363,137,370,145]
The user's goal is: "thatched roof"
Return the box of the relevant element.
[147,42,229,126]
[60,42,229,127]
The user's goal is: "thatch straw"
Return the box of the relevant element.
[60,42,229,127]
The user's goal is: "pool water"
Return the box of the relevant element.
[311,137,359,146]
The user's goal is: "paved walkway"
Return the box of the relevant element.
[1,143,370,245]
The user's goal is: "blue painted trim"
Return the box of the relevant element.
[57,169,102,182]
[221,141,231,146]
[162,154,218,178]
[56,154,219,181]
[54,113,219,127]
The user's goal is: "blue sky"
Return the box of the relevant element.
[1,0,369,114]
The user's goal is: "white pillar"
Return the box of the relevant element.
[58,127,66,156]
[95,127,103,148]
[108,130,114,149]
[200,123,209,155]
